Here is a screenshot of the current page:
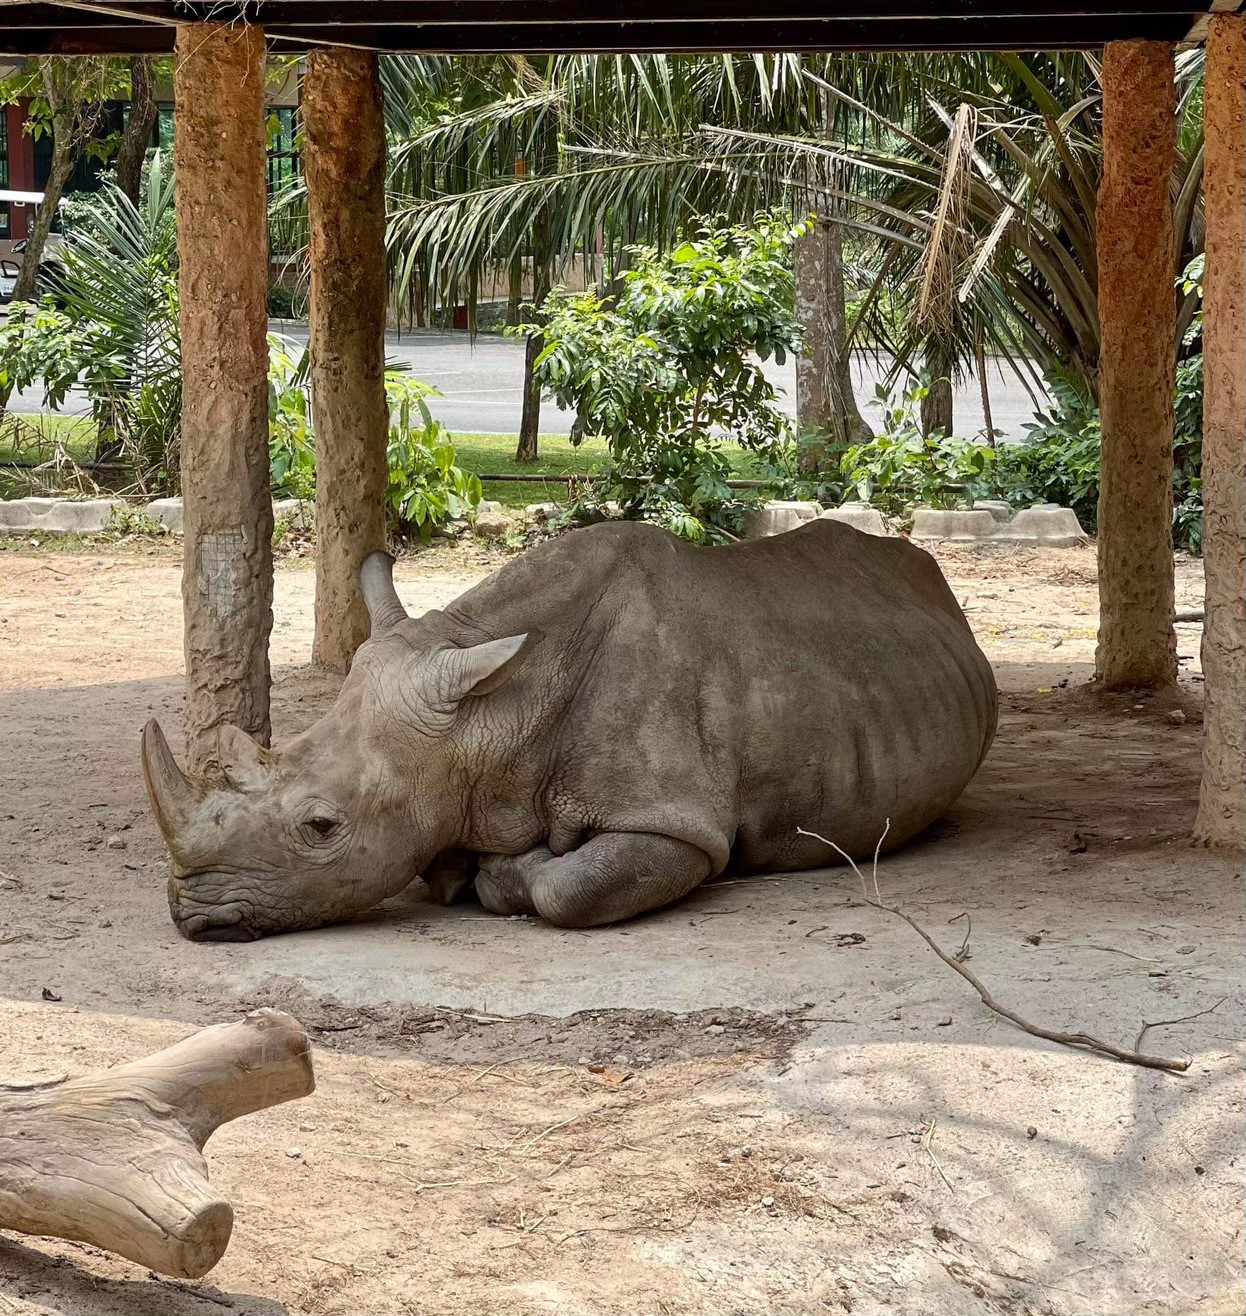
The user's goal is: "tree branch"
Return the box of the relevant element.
[796,824,1192,1073]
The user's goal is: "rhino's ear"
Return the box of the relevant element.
[216,725,275,793]
[436,631,543,705]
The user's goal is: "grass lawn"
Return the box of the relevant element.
[0,413,97,464]
[455,432,764,509]
[1,415,768,512]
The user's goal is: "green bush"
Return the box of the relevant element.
[996,360,1204,552]
[521,213,802,542]
[384,376,482,539]
[267,346,481,541]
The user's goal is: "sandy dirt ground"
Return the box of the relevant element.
[0,536,1240,1316]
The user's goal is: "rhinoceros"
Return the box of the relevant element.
[142,519,996,941]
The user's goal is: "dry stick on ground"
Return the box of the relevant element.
[795,823,1191,1073]
[1134,998,1227,1053]
[0,1009,315,1277]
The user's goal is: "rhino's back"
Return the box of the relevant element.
[453,520,996,872]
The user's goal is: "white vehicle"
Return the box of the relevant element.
[0,189,68,301]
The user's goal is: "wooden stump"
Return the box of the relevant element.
[305,47,390,673]
[1195,15,1246,847]
[174,21,274,768]
[0,1010,314,1279]
[1095,40,1178,690]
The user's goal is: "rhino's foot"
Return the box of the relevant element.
[476,846,553,916]
[477,834,711,928]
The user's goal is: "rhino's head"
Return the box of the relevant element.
[142,553,536,942]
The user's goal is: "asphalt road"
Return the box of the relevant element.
[11,324,1049,444]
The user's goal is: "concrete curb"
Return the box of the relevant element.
[0,495,315,536]
[911,504,1088,547]
[0,497,126,534]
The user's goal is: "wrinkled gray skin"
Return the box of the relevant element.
[142,520,997,941]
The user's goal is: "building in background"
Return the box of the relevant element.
[0,61,300,253]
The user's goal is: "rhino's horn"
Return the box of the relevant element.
[360,552,409,635]
[141,719,205,842]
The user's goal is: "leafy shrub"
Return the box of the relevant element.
[0,155,181,489]
[267,355,481,540]
[384,376,482,538]
[997,360,1204,552]
[267,336,316,501]
[995,372,1103,531]
[838,380,996,516]
[522,213,802,542]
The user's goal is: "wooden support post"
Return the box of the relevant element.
[174,22,273,768]
[0,1010,314,1279]
[1195,14,1246,847]
[305,48,390,673]
[1095,40,1178,691]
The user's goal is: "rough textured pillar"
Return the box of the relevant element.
[1195,15,1246,847]
[1095,41,1178,691]
[304,48,390,672]
[174,22,273,770]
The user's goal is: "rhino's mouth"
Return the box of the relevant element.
[169,873,265,942]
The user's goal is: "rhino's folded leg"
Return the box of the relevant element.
[478,834,711,928]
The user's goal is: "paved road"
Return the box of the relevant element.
[11,324,1049,444]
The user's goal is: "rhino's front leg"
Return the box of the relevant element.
[477,834,712,928]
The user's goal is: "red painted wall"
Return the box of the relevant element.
[6,101,36,239]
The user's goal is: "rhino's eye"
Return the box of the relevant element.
[305,816,339,839]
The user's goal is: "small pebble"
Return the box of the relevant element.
[705,1024,725,1035]
[577,1054,592,1066]
[612,1052,630,1066]
[1195,1165,1205,1176]
[106,835,126,851]
[1133,703,1145,712]
[286,1147,301,1158]
[299,1123,317,1133]
[1027,1126,1038,1139]
[760,1196,775,1208]
[98,919,112,929]
[1166,709,1187,726]
[937,1017,953,1027]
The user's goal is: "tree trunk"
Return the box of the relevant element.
[1194,15,1246,847]
[795,217,871,471]
[975,331,995,445]
[920,333,955,438]
[1095,41,1178,691]
[304,48,390,674]
[115,55,158,207]
[173,22,273,770]
[10,134,72,305]
[507,252,523,326]
[516,326,542,464]
[0,1010,313,1279]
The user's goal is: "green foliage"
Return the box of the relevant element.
[267,336,316,501]
[838,379,996,516]
[266,355,482,541]
[995,359,1205,552]
[384,375,482,539]
[522,214,801,541]
[0,154,181,488]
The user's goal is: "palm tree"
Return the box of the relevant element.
[382,51,1205,446]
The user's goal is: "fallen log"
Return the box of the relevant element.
[0,1008,314,1278]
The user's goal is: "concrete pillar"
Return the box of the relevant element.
[304,48,390,672]
[1195,15,1246,847]
[1095,40,1178,690]
[174,22,273,769]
